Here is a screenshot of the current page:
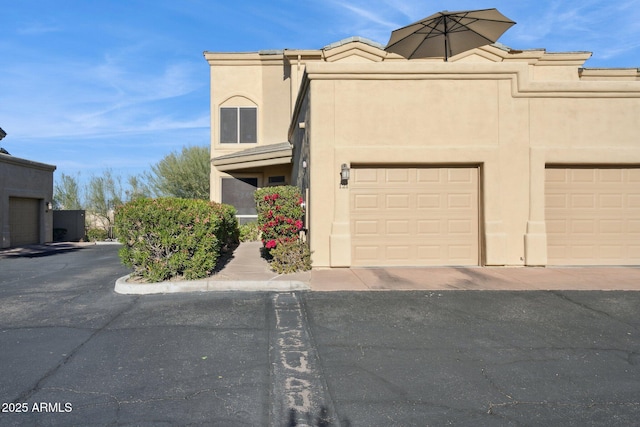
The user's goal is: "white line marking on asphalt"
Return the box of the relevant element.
[271,292,332,425]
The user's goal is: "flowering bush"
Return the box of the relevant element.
[254,186,311,272]
[255,186,305,251]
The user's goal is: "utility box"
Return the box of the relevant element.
[53,210,86,242]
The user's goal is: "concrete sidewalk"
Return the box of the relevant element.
[311,264,640,291]
[3,241,639,292]
[146,241,640,292]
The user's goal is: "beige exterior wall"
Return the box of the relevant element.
[206,39,640,268]
[293,46,640,267]
[0,154,56,248]
[204,50,321,203]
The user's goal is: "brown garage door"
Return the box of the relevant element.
[9,197,40,246]
[545,167,640,265]
[350,167,479,266]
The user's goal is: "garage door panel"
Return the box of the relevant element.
[354,220,378,235]
[353,194,379,209]
[571,194,595,208]
[599,194,623,208]
[386,169,410,182]
[386,220,410,235]
[417,169,440,182]
[571,169,596,182]
[386,194,410,209]
[629,195,640,208]
[351,167,478,266]
[387,246,411,259]
[449,245,475,260]
[599,220,624,233]
[9,197,40,246]
[417,194,441,208]
[599,169,623,182]
[545,167,640,265]
[448,168,474,183]
[448,193,473,209]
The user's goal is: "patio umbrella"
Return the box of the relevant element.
[385,8,516,61]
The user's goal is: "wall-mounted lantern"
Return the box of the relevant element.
[340,163,350,187]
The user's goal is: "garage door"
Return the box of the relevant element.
[9,197,40,246]
[350,167,479,266]
[545,167,640,265]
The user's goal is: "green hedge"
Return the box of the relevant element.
[114,198,238,282]
[86,228,108,242]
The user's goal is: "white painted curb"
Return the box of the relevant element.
[114,274,310,295]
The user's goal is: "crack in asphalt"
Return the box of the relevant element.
[551,291,640,328]
[11,296,140,404]
[487,399,640,414]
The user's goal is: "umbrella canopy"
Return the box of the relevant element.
[385,8,515,61]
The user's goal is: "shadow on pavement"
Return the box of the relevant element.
[0,243,87,259]
[288,407,351,427]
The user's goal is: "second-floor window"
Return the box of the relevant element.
[220,107,257,144]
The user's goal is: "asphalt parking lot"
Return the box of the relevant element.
[1,244,639,426]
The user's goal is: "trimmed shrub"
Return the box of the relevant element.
[268,240,312,274]
[239,221,261,242]
[86,228,108,242]
[114,198,238,282]
[254,186,311,272]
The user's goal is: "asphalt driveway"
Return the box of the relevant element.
[1,244,639,426]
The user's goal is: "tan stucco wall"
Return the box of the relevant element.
[0,155,56,248]
[205,41,640,268]
[204,51,321,202]
[295,59,640,267]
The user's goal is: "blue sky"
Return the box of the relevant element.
[1,0,639,185]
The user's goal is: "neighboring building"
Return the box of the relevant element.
[204,38,640,268]
[0,149,57,248]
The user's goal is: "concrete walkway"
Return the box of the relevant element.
[126,241,640,293]
[3,241,639,292]
[311,264,640,291]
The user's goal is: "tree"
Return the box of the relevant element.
[146,145,210,199]
[126,174,152,201]
[85,169,124,230]
[53,173,83,210]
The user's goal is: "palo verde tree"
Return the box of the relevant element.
[53,172,84,210]
[85,169,125,230]
[146,145,210,199]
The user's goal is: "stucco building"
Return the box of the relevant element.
[0,152,56,248]
[204,38,640,268]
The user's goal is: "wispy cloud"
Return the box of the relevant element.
[1,52,206,141]
[504,0,640,61]
[16,21,62,35]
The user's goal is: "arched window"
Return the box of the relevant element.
[220,99,257,144]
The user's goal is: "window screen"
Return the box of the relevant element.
[221,177,258,216]
[220,108,238,144]
[239,108,257,144]
[220,107,257,144]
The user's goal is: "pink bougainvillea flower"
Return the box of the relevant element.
[266,240,277,249]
